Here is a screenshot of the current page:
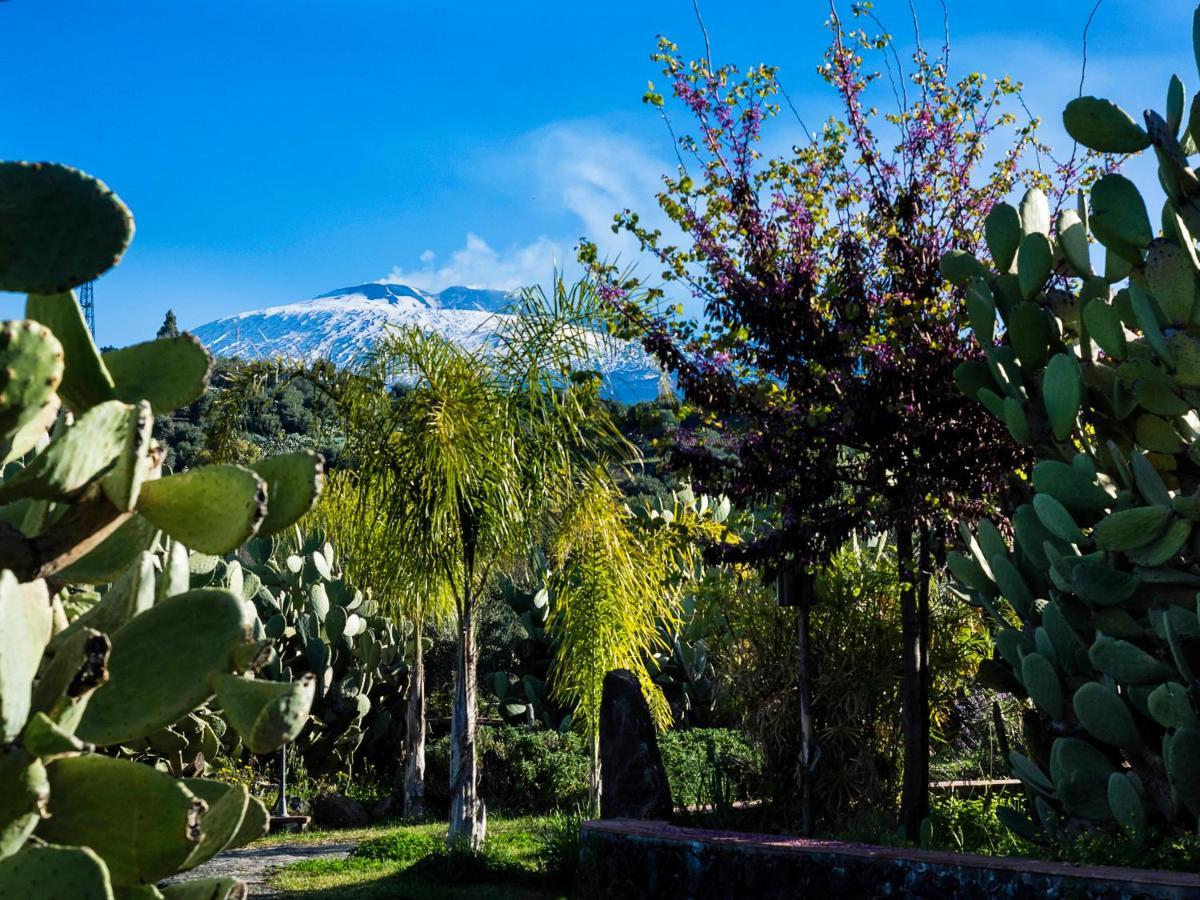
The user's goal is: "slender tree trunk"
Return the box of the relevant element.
[899,523,929,841]
[917,527,932,789]
[797,598,816,838]
[588,729,601,817]
[403,615,426,819]
[448,597,486,847]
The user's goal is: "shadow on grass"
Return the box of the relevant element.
[271,855,569,900]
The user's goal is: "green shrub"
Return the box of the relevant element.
[426,725,590,814]
[658,728,763,809]
[424,724,758,815]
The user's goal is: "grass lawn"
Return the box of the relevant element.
[266,815,575,899]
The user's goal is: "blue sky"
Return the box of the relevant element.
[0,0,1192,345]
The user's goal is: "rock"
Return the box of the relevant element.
[311,792,369,829]
[599,669,674,820]
[369,793,401,822]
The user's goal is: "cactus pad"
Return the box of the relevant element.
[136,466,268,555]
[0,162,133,294]
[75,589,254,746]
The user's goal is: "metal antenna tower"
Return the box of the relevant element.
[78,281,96,336]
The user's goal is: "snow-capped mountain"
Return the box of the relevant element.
[191,283,666,404]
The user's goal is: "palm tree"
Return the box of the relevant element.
[544,476,728,807]
[341,278,632,846]
[314,468,450,819]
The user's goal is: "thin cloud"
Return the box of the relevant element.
[383,123,679,296]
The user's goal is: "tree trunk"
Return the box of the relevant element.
[448,598,486,847]
[797,598,816,838]
[403,615,426,819]
[589,729,601,817]
[899,523,929,841]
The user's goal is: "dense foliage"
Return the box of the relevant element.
[948,12,1200,844]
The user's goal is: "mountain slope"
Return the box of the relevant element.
[191,283,665,404]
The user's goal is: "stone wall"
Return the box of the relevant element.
[579,819,1200,899]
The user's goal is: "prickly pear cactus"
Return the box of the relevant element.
[944,7,1200,844]
[0,156,326,898]
[192,529,409,777]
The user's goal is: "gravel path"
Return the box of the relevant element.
[163,841,357,898]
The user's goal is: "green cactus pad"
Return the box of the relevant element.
[953,359,996,401]
[211,673,315,754]
[1130,283,1175,366]
[55,551,156,647]
[1133,376,1189,415]
[137,466,268,555]
[247,452,325,536]
[1167,726,1200,813]
[1009,751,1055,797]
[1007,302,1051,372]
[0,573,52,742]
[56,514,159,585]
[1032,494,1086,544]
[22,710,87,756]
[38,755,204,886]
[0,162,133,294]
[1093,505,1171,551]
[29,626,110,733]
[1126,516,1191,565]
[75,589,254,746]
[1013,503,1064,568]
[227,795,268,850]
[1002,396,1030,444]
[946,551,995,595]
[1043,602,1089,674]
[1168,75,1186,135]
[1056,208,1093,277]
[1062,97,1152,153]
[0,844,114,900]
[102,336,212,415]
[1021,652,1064,719]
[1042,354,1082,441]
[989,555,1034,617]
[1017,233,1053,300]
[1145,238,1198,325]
[939,250,988,287]
[1107,771,1146,842]
[1168,332,1200,386]
[1082,300,1127,359]
[0,400,135,507]
[100,402,154,512]
[25,292,117,413]
[1148,682,1199,728]
[1073,682,1142,747]
[985,202,1021,271]
[1019,188,1050,238]
[1091,175,1153,263]
[0,749,47,857]
[1031,459,1112,511]
[1051,736,1115,820]
[0,319,64,462]
[179,779,248,871]
[1090,634,1175,683]
[1071,560,1139,606]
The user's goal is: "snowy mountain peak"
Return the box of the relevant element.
[191,282,664,404]
[311,282,516,313]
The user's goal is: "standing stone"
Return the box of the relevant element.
[599,669,674,820]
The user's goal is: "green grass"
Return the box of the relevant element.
[267,816,575,899]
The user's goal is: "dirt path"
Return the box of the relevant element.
[163,841,357,898]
